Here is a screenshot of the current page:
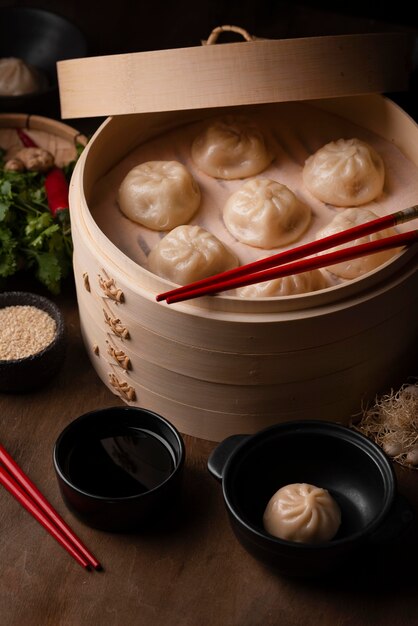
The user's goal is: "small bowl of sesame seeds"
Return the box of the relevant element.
[0,291,66,393]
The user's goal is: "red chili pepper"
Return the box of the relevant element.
[16,128,69,218]
[16,127,38,148]
[45,167,69,217]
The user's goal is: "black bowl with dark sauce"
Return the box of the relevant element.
[54,406,185,532]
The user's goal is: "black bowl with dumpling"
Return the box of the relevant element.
[208,421,413,577]
[0,7,87,116]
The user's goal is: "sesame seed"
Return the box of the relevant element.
[0,305,57,361]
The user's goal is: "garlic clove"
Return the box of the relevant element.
[402,385,418,399]
[4,158,25,172]
[383,440,405,457]
[405,445,418,466]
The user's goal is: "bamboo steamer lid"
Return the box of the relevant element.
[57,26,413,118]
[58,28,418,440]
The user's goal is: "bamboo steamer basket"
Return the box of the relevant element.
[0,113,83,167]
[58,29,418,440]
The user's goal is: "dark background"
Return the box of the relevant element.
[0,0,416,55]
[1,0,418,120]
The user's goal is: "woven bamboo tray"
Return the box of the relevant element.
[0,113,83,164]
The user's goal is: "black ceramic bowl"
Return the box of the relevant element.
[53,406,186,532]
[0,291,66,393]
[208,421,411,577]
[0,7,87,115]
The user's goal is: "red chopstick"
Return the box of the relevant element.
[164,229,418,303]
[0,444,101,571]
[157,205,418,304]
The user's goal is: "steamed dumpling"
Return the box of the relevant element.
[316,207,398,279]
[148,225,239,285]
[303,138,384,206]
[0,57,45,96]
[191,115,273,179]
[237,269,328,298]
[223,178,311,249]
[118,161,200,230]
[263,483,341,543]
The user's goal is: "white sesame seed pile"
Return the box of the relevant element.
[0,305,57,361]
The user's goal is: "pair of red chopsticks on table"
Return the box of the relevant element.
[0,444,101,571]
[157,205,418,304]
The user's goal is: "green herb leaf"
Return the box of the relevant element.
[0,201,9,221]
[0,145,79,293]
[0,225,18,277]
[27,249,62,295]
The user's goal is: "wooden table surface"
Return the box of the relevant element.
[1,276,418,626]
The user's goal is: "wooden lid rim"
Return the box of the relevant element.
[57,32,413,119]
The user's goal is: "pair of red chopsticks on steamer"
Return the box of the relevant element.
[0,444,100,571]
[157,206,418,304]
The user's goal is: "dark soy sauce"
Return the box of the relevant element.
[66,428,175,497]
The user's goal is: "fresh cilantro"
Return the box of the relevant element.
[62,142,85,179]
[0,225,18,277]
[0,147,82,293]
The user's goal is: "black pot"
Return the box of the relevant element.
[208,421,413,577]
[0,7,87,116]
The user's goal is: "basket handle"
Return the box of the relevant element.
[203,25,255,46]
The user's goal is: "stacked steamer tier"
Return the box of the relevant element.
[58,31,418,441]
